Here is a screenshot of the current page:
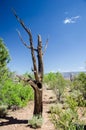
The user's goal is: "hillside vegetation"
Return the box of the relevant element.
[44,72,86,130]
[0,39,33,113]
[0,39,86,130]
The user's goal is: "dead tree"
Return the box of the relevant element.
[13,10,48,117]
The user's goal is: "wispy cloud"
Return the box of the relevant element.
[63,16,80,24]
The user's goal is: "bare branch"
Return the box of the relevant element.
[17,29,38,51]
[12,9,39,81]
[16,74,30,82]
[43,38,48,55]
[37,35,44,82]
[16,75,37,90]
[12,9,32,37]
[16,29,31,49]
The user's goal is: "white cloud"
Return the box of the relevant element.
[74,16,80,19]
[63,16,80,24]
[64,18,75,24]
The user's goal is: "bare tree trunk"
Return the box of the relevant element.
[34,85,43,116]
[12,10,47,117]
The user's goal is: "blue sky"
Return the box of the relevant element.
[0,0,86,74]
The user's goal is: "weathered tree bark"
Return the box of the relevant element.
[12,9,46,117]
[33,85,43,116]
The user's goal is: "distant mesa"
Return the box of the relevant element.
[61,71,86,80]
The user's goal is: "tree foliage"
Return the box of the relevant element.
[44,72,66,101]
[0,79,33,107]
[49,72,86,130]
[0,38,33,108]
[0,38,10,68]
[0,39,10,83]
[73,72,86,100]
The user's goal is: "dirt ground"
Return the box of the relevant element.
[0,87,56,130]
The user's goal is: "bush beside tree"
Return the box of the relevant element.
[0,38,33,110]
[44,72,86,130]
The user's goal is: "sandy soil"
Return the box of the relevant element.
[0,87,56,130]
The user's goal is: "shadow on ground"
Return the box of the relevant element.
[0,116,28,126]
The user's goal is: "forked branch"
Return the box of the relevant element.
[12,9,39,81]
[16,29,31,49]
[17,29,37,51]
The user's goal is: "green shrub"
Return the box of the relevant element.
[28,115,43,128]
[50,105,85,130]
[50,95,85,130]
[73,72,86,100]
[0,39,33,109]
[0,79,33,108]
[48,72,86,130]
[44,72,66,101]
